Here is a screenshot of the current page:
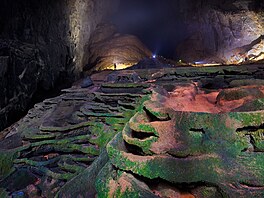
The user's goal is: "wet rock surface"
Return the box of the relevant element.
[0,64,264,197]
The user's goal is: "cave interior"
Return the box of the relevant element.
[0,0,264,197]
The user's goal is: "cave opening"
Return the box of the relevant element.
[86,0,264,72]
[110,0,189,59]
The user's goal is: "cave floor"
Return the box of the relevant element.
[0,64,264,197]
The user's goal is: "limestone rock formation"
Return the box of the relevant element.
[0,64,264,197]
[97,67,264,198]
[103,94,264,197]
[175,0,264,64]
[227,35,264,64]
[87,23,152,71]
[0,40,43,131]
[0,0,118,130]
[0,70,150,197]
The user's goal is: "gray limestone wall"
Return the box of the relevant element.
[0,0,118,130]
[175,0,264,63]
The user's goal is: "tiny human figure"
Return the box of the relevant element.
[114,63,117,70]
[245,57,248,62]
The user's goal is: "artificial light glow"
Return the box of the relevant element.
[152,54,156,59]
[192,61,222,67]
[197,63,222,67]
[194,61,205,65]
[112,62,134,70]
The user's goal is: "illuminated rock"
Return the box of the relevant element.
[101,84,264,197]
[0,73,150,197]
[1,65,264,197]
[225,35,264,64]
[175,0,264,64]
[87,24,152,71]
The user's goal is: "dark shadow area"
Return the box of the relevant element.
[0,0,75,131]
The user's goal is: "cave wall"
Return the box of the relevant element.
[176,0,264,63]
[0,0,118,130]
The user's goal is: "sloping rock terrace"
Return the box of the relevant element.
[0,64,264,197]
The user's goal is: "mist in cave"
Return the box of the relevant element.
[110,0,188,59]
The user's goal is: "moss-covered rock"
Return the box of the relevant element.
[96,162,158,198]
[0,150,16,180]
[2,65,264,197]
[103,84,264,197]
[0,188,8,198]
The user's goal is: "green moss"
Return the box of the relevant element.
[38,166,75,180]
[24,133,57,140]
[58,161,85,173]
[97,67,264,197]
[95,162,113,198]
[236,153,264,184]
[107,133,221,184]
[96,162,155,198]
[0,188,8,198]
[194,186,222,198]
[122,124,158,154]
[230,111,264,126]
[56,149,109,198]
[234,98,264,111]
[90,130,117,149]
[129,112,157,134]
[103,93,264,196]
[14,158,59,167]
[90,94,152,150]
[40,121,94,132]
[135,123,157,134]
[0,150,17,180]
[145,108,169,120]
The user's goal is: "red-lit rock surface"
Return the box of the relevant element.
[97,65,264,198]
[166,84,264,113]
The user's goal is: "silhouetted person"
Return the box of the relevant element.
[114,63,117,70]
